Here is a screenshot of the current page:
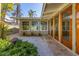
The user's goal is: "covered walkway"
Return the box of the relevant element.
[8,34,76,56]
[6,3,79,55]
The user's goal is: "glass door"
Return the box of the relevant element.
[55,16,59,40]
[51,19,53,36]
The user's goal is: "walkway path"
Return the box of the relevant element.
[8,34,76,56]
[42,36,76,56]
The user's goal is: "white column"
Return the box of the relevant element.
[29,21,32,31]
[72,4,76,52]
[47,20,49,34]
[19,20,23,36]
[58,13,62,42]
[50,19,51,35]
[38,21,40,31]
[53,17,55,39]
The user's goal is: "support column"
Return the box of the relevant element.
[53,17,55,39]
[48,20,50,35]
[72,4,76,52]
[49,19,51,35]
[29,21,32,31]
[19,20,23,36]
[58,12,62,42]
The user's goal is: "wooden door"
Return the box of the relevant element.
[76,4,79,54]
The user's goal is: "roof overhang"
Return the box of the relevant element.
[42,3,71,19]
[10,17,49,21]
[11,17,41,20]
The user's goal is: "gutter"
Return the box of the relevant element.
[41,3,46,18]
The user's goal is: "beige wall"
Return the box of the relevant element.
[20,19,48,36]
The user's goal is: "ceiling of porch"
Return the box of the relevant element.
[42,3,66,19]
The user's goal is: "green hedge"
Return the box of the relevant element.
[0,39,38,56]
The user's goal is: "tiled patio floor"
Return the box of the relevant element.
[9,34,76,56]
[42,36,76,56]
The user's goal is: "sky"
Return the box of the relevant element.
[7,3,43,17]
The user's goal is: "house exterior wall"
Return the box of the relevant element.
[48,4,79,54]
[46,4,77,53]
[50,5,72,49]
[19,19,48,36]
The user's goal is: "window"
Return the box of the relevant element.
[22,21,29,30]
[40,21,47,30]
[62,12,70,40]
[55,16,58,39]
[55,16,58,32]
[31,21,38,31]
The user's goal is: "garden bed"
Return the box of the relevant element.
[0,38,38,56]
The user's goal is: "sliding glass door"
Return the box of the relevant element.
[62,5,72,49]
[55,16,59,40]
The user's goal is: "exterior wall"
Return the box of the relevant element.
[20,20,31,36]
[20,19,48,36]
[43,3,79,54]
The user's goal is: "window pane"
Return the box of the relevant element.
[55,16,58,39]
[22,21,29,30]
[31,21,38,31]
[62,12,70,40]
[40,21,47,30]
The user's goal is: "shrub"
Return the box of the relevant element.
[0,21,9,39]
[0,39,38,56]
[0,39,11,49]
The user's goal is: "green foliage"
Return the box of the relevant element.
[28,9,36,17]
[0,39,38,56]
[0,39,11,49]
[1,3,14,19]
[22,25,29,30]
[1,3,13,10]
[0,21,9,39]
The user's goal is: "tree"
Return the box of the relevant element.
[1,3,14,20]
[0,3,14,39]
[0,21,8,39]
[12,3,22,17]
[12,3,22,24]
[28,9,36,18]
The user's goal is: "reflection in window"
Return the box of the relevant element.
[51,19,53,36]
[22,22,29,30]
[40,21,47,30]
[31,21,38,31]
[55,16,58,39]
[62,12,70,40]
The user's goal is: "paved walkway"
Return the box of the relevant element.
[42,36,76,56]
[8,34,76,56]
